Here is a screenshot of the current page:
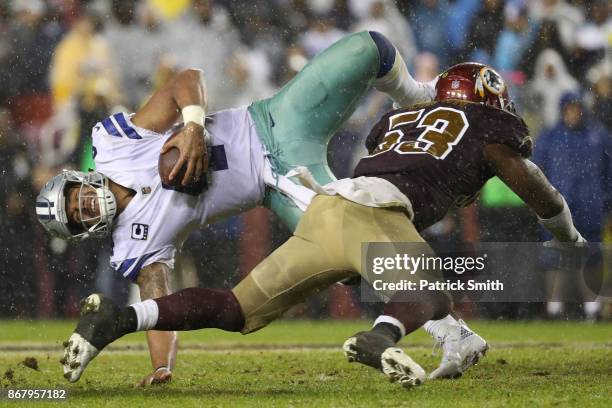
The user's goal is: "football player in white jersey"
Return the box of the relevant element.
[38,32,481,386]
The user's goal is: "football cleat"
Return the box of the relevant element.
[61,333,99,383]
[429,319,488,379]
[61,294,129,382]
[343,331,426,388]
[381,348,426,388]
[343,330,395,370]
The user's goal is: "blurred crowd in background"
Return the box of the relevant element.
[0,0,610,321]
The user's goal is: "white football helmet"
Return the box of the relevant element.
[35,170,117,240]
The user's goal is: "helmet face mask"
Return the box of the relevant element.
[436,62,516,114]
[36,170,117,241]
[69,182,105,236]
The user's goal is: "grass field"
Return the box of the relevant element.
[0,319,611,407]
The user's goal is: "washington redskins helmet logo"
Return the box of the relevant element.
[475,67,505,98]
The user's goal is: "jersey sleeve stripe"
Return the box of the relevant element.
[101,117,122,138]
[116,250,163,281]
[116,257,137,274]
[113,113,142,140]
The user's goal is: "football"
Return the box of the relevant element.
[158,146,185,187]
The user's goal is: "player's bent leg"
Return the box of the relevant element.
[249,31,383,230]
[62,289,246,382]
[232,234,351,334]
[344,290,449,388]
[251,31,380,177]
[336,202,488,380]
[336,202,446,387]
[151,288,244,331]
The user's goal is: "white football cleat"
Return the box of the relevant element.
[61,333,100,383]
[429,319,488,379]
[381,347,426,388]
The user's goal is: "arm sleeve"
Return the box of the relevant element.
[110,246,176,282]
[92,113,169,190]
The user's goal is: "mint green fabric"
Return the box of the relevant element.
[249,31,380,231]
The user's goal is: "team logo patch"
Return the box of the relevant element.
[451,80,460,89]
[131,223,149,240]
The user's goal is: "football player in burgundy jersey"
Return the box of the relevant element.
[354,65,531,232]
[61,63,585,388]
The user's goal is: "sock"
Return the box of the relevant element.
[369,31,396,78]
[372,321,402,343]
[583,301,601,317]
[368,30,437,108]
[423,314,458,343]
[379,287,451,342]
[130,299,159,331]
[373,315,405,342]
[153,287,245,332]
[547,301,563,316]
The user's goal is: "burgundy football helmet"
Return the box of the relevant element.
[435,62,515,113]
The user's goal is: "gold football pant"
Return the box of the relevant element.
[232,195,436,334]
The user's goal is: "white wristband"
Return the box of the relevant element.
[181,105,205,127]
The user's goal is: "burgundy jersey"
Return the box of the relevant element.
[353,100,532,231]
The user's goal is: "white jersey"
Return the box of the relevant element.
[92,107,265,281]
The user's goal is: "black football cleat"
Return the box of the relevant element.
[343,331,426,388]
[61,294,132,382]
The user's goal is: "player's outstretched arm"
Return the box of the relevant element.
[484,144,584,243]
[132,68,210,186]
[131,68,207,133]
[135,262,178,387]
